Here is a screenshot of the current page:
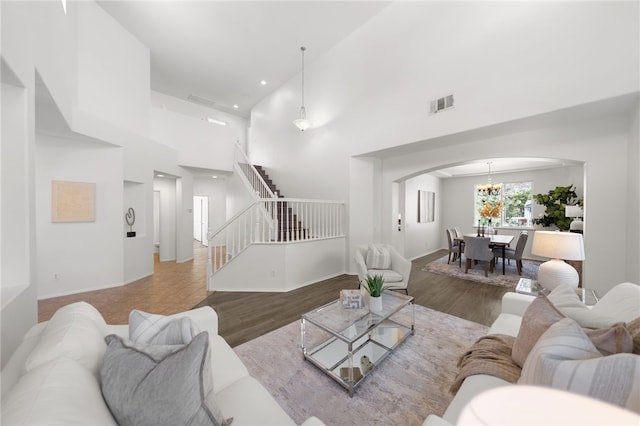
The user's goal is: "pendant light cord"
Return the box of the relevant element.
[300,46,306,109]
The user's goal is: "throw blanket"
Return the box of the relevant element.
[450,334,521,393]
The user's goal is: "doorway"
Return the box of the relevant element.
[193,196,209,246]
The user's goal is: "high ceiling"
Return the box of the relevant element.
[96,1,391,118]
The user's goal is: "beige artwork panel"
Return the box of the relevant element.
[51,181,96,222]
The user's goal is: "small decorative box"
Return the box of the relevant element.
[340,289,364,309]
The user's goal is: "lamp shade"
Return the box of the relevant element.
[565,205,583,218]
[531,231,584,261]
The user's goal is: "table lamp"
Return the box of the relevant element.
[531,230,585,290]
[565,205,584,233]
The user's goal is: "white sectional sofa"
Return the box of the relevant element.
[1,302,323,426]
[424,282,640,425]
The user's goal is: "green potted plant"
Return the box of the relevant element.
[532,185,582,231]
[363,274,388,312]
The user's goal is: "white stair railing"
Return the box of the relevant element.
[207,198,344,288]
[234,143,276,200]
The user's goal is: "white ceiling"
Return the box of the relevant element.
[96,1,391,118]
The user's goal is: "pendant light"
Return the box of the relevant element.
[293,46,311,131]
[477,161,501,197]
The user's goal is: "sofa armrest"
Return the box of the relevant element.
[171,306,219,337]
[390,249,412,284]
[300,416,327,426]
[422,414,454,426]
[501,292,535,316]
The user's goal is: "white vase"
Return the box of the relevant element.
[369,295,383,312]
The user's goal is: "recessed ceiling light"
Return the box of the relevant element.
[207,117,227,126]
[212,175,218,179]
[156,174,165,178]
[260,80,267,86]
[233,104,239,109]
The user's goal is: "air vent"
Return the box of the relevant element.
[187,94,217,107]
[430,94,454,114]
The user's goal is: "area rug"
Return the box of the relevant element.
[421,255,540,288]
[233,304,488,425]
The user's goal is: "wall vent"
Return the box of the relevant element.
[430,94,454,114]
[187,94,217,108]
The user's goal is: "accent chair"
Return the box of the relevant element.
[354,244,411,294]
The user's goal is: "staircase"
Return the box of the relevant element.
[251,165,306,241]
[206,143,345,290]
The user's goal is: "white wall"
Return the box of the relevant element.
[1,79,37,369]
[153,177,177,262]
[403,174,442,260]
[193,176,227,234]
[249,1,639,283]
[211,238,346,292]
[35,135,124,298]
[75,1,150,137]
[626,104,640,283]
[250,2,638,192]
[150,107,236,172]
[151,90,247,154]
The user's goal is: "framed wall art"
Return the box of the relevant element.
[51,180,96,222]
[418,190,435,223]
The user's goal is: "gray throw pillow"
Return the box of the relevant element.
[100,332,232,426]
[129,309,199,345]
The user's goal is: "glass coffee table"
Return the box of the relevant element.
[301,290,414,396]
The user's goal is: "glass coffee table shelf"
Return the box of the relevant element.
[301,290,414,396]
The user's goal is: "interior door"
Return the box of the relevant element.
[193,196,209,246]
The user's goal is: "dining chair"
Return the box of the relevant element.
[493,231,528,275]
[463,236,494,277]
[446,229,462,264]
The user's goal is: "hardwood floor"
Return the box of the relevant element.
[38,245,511,348]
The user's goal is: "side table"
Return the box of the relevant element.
[515,278,599,306]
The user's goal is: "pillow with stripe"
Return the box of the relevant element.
[519,318,640,413]
[366,245,391,270]
[511,294,633,367]
[129,310,199,345]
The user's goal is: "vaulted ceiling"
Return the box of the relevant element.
[97,1,391,118]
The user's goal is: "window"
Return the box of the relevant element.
[474,181,532,227]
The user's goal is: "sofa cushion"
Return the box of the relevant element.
[366,245,391,270]
[547,284,616,328]
[2,357,116,425]
[215,376,295,426]
[100,332,232,426]
[511,294,633,367]
[209,334,250,393]
[129,309,199,345]
[588,282,640,323]
[366,269,403,283]
[24,302,107,375]
[519,318,640,413]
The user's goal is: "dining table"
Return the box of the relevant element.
[454,233,515,275]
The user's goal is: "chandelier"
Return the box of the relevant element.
[293,46,311,131]
[477,161,501,197]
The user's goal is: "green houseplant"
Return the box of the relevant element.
[364,274,388,312]
[532,185,582,231]
[363,274,388,297]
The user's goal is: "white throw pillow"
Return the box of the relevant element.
[129,310,199,345]
[547,284,616,328]
[2,357,117,425]
[366,245,391,270]
[520,318,640,413]
[25,302,107,375]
